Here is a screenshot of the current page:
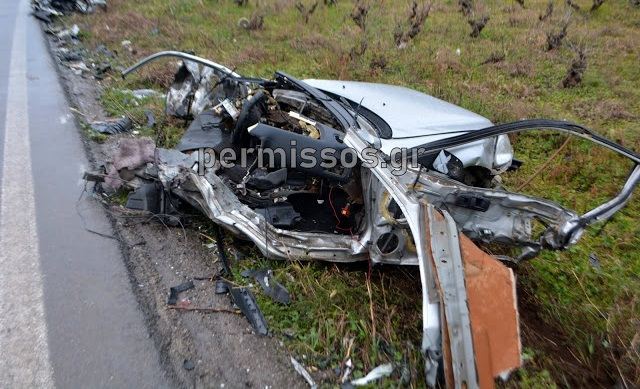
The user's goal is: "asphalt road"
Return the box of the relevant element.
[0,0,169,387]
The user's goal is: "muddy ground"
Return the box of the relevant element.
[43,24,304,389]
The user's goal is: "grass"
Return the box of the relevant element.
[67,0,639,386]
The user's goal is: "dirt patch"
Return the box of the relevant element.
[516,271,615,387]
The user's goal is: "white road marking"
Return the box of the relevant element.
[0,0,55,386]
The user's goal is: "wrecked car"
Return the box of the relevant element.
[95,51,640,387]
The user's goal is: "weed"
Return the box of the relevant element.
[394,1,432,49]
[295,1,318,24]
[350,0,369,31]
[562,45,587,88]
[468,14,490,38]
[539,0,553,21]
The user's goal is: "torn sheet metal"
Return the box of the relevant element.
[426,206,478,389]
[166,60,200,118]
[191,67,217,116]
[164,56,247,119]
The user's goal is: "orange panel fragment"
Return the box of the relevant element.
[459,235,521,388]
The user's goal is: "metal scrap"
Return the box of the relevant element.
[166,60,200,118]
[144,109,156,128]
[32,0,106,17]
[56,24,80,40]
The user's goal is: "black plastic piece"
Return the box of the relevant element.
[228,286,268,335]
[176,111,230,152]
[213,225,231,275]
[247,168,287,190]
[454,195,491,212]
[508,158,523,171]
[167,280,195,305]
[215,279,229,294]
[241,268,291,305]
[126,183,161,213]
[232,90,266,147]
[249,122,352,182]
[90,117,133,135]
[255,204,300,228]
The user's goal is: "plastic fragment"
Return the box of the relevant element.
[90,117,133,135]
[350,363,393,386]
[290,357,317,389]
[241,268,291,305]
[167,280,195,305]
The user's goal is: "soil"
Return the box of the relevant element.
[43,25,304,389]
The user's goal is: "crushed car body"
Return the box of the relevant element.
[91,51,639,387]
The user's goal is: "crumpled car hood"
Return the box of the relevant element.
[303,79,493,139]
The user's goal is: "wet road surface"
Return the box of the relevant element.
[0,0,169,387]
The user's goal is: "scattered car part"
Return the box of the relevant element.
[291,356,318,389]
[167,280,195,305]
[90,117,133,135]
[241,268,291,305]
[144,109,156,128]
[128,89,164,100]
[125,183,161,214]
[94,62,111,79]
[165,60,200,118]
[175,110,229,152]
[350,363,394,386]
[32,0,106,16]
[56,24,80,40]
[340,358,353,383]
[32,10,53,23]
[217,280,269,336]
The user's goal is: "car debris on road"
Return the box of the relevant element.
[84,51,640,387]
[167,280,195,306]
[32,0,106,20]
[90,117,133,135]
